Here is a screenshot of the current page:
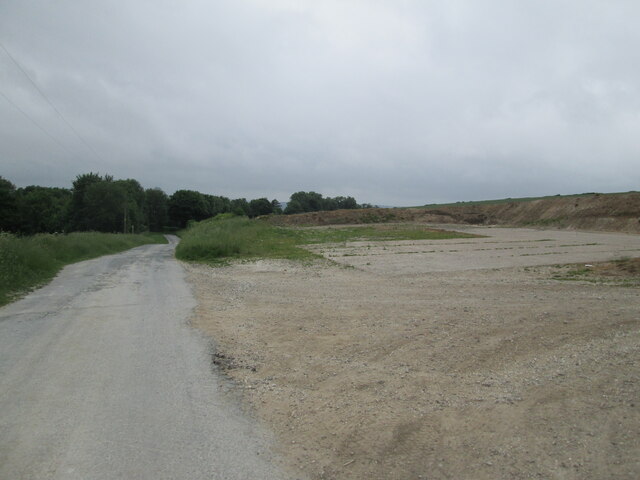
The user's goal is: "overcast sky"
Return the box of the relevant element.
[1,1,639,205]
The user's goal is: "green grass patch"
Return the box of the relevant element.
[550,257,640,287]
[175,216,481,265]
[176,216,316,263]
[0,232,166,306]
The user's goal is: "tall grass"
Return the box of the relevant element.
[0,232,166,306]
[176,215,312,262]
[176,215,480,264]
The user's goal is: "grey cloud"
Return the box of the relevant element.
[1,0,638,206]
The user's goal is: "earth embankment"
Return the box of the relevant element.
[268,192,640,233]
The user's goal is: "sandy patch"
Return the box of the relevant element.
[185,226,640,479]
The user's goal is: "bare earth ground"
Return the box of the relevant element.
[185,226,640,479]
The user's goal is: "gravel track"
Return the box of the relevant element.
[0,236,291,480]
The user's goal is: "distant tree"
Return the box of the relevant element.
[284,191,360,214]
[68,172,104,231]
[66,173,149,233]
[337,196,358,209]
[83,181,127,232]
[284,199,304,214]
[15,186,71,234]
[0,176,18,232]
[230,198,250,216]
[115,179,145,232]
[322,197,338,211]
[145,188,169,232]
[248,197,273,218]
[289,191,324,212]
[285,191,321,213]
[271,199,283,215]
[168,190,209,228]
[205,195,232,217]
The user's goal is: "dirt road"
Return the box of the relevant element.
[186,226,640,479]
[0,236,290,480]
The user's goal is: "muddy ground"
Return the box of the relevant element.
[185,226,640,479]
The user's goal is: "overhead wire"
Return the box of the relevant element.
[0,89,75,155]
[0,41,106,163]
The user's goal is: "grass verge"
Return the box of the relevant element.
[0,232,167,306]
[175,215,480,264]
[175,216,314,263]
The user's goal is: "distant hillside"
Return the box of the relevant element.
[267,192,640,233]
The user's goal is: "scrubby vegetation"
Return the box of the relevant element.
[550,257,640,287]
[0,232,166,306]
[176,215,478,264]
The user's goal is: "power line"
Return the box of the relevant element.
[0,89,75,155]
[0,41,106,163]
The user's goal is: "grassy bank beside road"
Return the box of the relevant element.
[0,232,167,306]
[175,214,479,264]
[175,215,310,263]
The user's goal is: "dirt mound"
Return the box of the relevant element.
[267,192,640,233]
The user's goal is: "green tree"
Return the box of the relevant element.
[336,196,358,209]
[205,195,232,217]
[15,186,71,234]
[322,197,338,211]
[284,191,360,214]
[284,199,304,214]
[168,190,210,228]
[83,181,127,232]
[230,198,250,216]
[248,197,274,218]
[0,176,18,232]
[285,192,317,213]
[67,173,146,233]
[115,179,145,233]
[271,199,283,214]
[145,188,169,232]
[68,172,104,231]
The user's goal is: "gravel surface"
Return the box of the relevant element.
[186,226,640,480]
[0,236,292,480]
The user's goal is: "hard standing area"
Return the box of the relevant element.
[305,225,640,274]
[187,226,640,479]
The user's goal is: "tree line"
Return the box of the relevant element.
[0,173,367,235]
